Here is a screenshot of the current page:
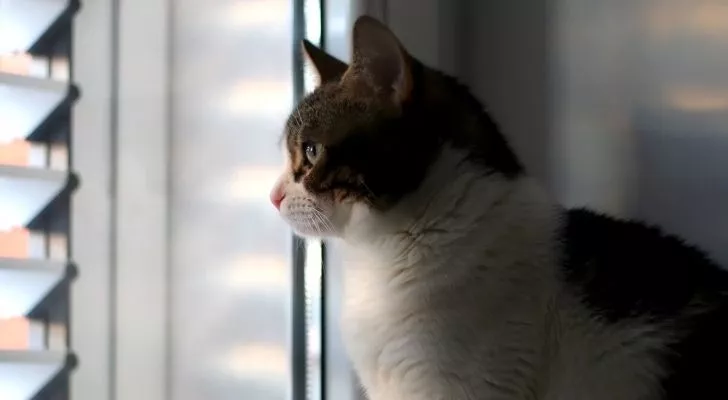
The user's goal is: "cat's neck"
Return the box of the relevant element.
[341,147,559,282]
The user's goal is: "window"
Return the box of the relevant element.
[0,1,79,399]
[293,0,326,399]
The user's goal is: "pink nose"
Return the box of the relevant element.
[270,185,285,210]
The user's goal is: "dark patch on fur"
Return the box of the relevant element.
[561,208,728,320]
[413,62,523,178]
[661,303,728,399]
[284,56,523,210]
[561,208,728,399]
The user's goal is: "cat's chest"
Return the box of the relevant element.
[341,262,418,352]
[339,259,543,399]
[341,271,444,398]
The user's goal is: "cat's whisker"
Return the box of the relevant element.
[303,217,318,236]
[311,208,335,233]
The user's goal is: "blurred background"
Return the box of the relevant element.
[0,0,726,399]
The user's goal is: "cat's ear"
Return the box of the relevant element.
[347,16,413,103]
[302,39,349,84]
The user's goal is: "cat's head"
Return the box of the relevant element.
[270,16,522,239]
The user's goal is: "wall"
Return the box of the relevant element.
[457,0,728,265]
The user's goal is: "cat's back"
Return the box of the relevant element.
[559,207,728,399]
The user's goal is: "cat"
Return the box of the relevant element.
[270,15,728,400]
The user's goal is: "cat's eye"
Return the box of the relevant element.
[304,142,323,164]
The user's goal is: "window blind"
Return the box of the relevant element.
[0,0,79,399]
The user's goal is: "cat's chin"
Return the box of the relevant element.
[293,228,339,240]
[287,224,340,239]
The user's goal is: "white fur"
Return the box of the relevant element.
[273,147,671,400]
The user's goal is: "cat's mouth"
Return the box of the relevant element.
[270,173,341,238]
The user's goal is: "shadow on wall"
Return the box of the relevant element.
[634,108,728,266]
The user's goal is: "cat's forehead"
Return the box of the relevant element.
[285,84,380,144]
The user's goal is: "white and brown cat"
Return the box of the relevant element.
[270,16,728,400]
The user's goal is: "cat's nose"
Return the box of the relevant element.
[270,184,285,210]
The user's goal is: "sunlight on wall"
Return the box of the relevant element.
[0,140,30,165]
[0,226,31,350]
[647,1,728,39]
[0,53,32,73]
[665,87,728,112]
[225,80,293,116]
[223,0,290,29]
[218,255,289,290]
[0,317,29,349]
[0,51,33,350]
[218,343,288,380]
